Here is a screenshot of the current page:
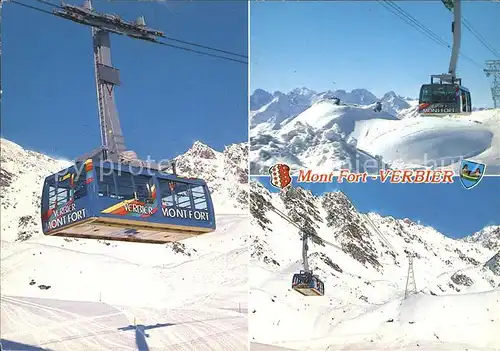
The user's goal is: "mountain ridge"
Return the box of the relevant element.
[250,87,415,125]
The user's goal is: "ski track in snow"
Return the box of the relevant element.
[1,295,247,351]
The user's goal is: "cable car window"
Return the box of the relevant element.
[115,171,135,200]
[133,175,154,203]
[55,177,72,207]
[158,179,175,207]
[191,185,207,210]
[48,184,57,208]
[175,183,192,209]
[420,85,457,103]
[74,171,87,200]
[95,167,117,198]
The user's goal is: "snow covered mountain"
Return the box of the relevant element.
[250,88,412,128]
[0,138,249,350]
[172,140,248,214]
[462,225,500,251]
[249,180,500,350]
[250,87,500,175]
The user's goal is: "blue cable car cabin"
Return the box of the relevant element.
[291,271,325,296]
[418,84,472,117]
[41,159,216,243]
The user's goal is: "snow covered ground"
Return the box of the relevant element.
[1,294,247,351]
[0,138,249,350]
[352,109,499,174]
[249,179,500,351]
[250,88,500,175]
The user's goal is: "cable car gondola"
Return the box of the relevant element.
[41,158,215,243]
[290,230,326,296]
[292,270,325,296]
[418,77,472,117]
[261,199,347,296]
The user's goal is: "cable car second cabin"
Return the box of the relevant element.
[418,84,472,117]
[41,159,216,243]
[292,271,325,296]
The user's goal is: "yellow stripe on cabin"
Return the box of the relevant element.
[101,199,135,213]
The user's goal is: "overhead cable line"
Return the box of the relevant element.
[462,17,500,58]
[37,0,247,60]
[10,0,53,15]
[261,199,343,252]
[11,0,247,64]
[377,0,483,69]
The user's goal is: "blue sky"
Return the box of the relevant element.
[2,0,247,161]
[250,1,500,108]
[252,176,500,239]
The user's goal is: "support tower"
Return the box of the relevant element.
[404,253,417,299]
[433,0,463,85]
[484,60,500,108]
[53,0,166,166]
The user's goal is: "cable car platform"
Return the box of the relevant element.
[292,284,324,297]
[45,217,213,244]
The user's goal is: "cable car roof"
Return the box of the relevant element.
[49,161,205,185]
[420,84,470,93]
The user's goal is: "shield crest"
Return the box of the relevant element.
[459,160,486,190]
[269,164,292,189]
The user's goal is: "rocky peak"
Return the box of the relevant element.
[184,141,217,160]
[250,89,274,110]
[484,251,500,276]
[462,226,500,251]
[279,186,323,242]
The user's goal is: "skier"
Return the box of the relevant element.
[374,101,382,112]
[333,97,340,105]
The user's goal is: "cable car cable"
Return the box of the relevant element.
[382,0,482,68]
[377,0,482,69]
[153,40,247,64]
[9,0,53,15]
[34,0,247,60]
[387,0,482,68]
[160,35,247,59]
[12,0,247,64]
[262,200,343,252]
[361,213,397,253]
[378,1,450,50]
[462,17,500,58]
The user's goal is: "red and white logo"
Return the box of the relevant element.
[269,164,292,189]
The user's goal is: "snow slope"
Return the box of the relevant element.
[0,138,249,350]
[249,180,500,350]
[250,88,499,175]
[352,109,498,173]
[1,295,247,351]
[351,112,496,171]
[250,101,395,174]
